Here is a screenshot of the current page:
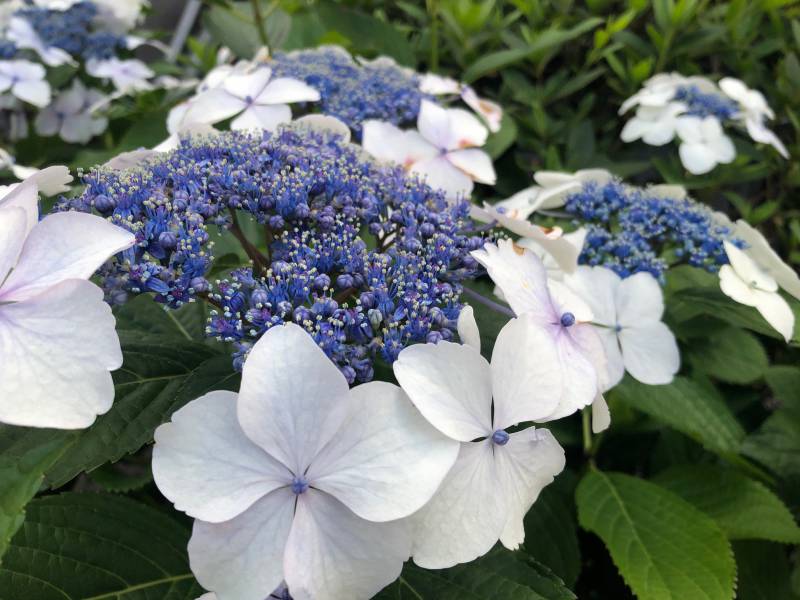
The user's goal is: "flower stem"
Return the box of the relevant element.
[582,409,592,456]
[461,286,515,318]
[229,209,269,273]
[427,0,439,71]
[249,0,270,47]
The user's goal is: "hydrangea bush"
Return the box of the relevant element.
[0,2,799,600]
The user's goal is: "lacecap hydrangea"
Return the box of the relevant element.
[11,1,127,60]
[269,46,433,135]
[563,179,738,280]
[61,127,483,382]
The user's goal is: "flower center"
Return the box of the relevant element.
[560,312,576,327]
[291,476,309,495]
[491,429,510,445]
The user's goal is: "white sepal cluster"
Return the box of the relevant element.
[0,167,135,428]
[362,99,496,201]
[619,73,787,174]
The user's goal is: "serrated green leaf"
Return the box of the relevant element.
[43,336,238,488]
[521,474,581,587]
[576,469,736,600]
[0,428,74,564]
[686,327,768,384]
[611,376,745,457]
[0,493,203,599]
[377,550,576,599]
[653,465,800,543]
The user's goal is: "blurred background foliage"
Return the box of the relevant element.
[191,0,800,264]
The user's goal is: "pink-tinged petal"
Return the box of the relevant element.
[443,107,489,149]
[470,240,555,323]
[592,394,611,433]
[257,77,320,105]
[284,489,411,600]
[496,428,565,549]
[237,323,350,474]
[153,391,292,523]
[230,104,292,131]
[491,315,563,428]
[538,325,602,422]
[1,211,135,303]
[417,99,452,149]
[0,279,120,428]
[619,321,680,385]
[456,305,481,351]
[461,86,502,133]
[308,381,458,522]
[0,207,27,286]
[410,155,473,200]
[394,340,493,442]
[447,148,496,184]
[410,440,505,569]
[189,488,295,600]
[362,121,437,166]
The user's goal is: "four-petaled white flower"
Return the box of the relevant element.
[0,59,51,107]
[35,80,108,143]
[565,266,680,389]
[719,241,796,342]
[182,67,320,132]
[153,323,459,600]
[7,16,74,67]
[620,103,686,146]
[394,312,565,568]
[86,57,155,93]
[676,115,735,175]
[0,167,135,428]
[472,240,608,422]
[719,77,789,159]
[362,99,496,201]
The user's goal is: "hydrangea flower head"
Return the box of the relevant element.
[561,177,737,280]
[63,126,483,381]
[269,46,432,135]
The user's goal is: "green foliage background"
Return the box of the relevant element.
[2,1,800,599]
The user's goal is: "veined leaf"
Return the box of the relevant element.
[0,428,74,564]
[611,376,745,457]
[734,541,798,600]
[576,469,736,600]
[376,550,576,599]
[0,493,203,599]
[686,327,768,384]
[654,465,800,543]
[43,335,238,488]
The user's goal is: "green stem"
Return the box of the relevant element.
[427,0,439,71]
[582,409,592,456]
[249,0,269,47]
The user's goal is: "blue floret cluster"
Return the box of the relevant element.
[270,46,433,135]
[62,127,483,382]
[563,180,736,280]
[14,1,127,60]
[673,85,739,121]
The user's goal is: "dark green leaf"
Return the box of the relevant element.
[43,336,237,488]
[0,493,203,599]
[685,327,768,384]
[653,465,800,543]
[611,376,745,458]
[577,469,736,600]
[734,541,799,600]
